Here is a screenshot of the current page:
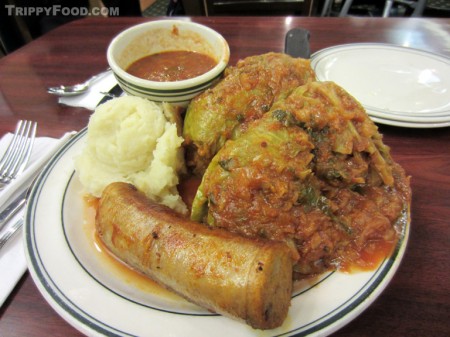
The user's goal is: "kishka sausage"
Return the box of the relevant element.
[96,182,293,330]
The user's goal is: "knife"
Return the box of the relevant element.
[284,27,311,59]
[98,84,123,106]
[0,188,27,231]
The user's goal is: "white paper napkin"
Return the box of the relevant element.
[0,131,75,307]
[58,71,118,110]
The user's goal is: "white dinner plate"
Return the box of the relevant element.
[24,128,410,337]
[311,43,450,127]
[369,115,450,129]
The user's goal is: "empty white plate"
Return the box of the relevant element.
[311,43,450,128]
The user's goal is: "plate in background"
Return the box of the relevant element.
[311,43,450,128]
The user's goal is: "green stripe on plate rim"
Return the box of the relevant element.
[114,73,222,96]
[119,82,210,98]
[119,85,206,103]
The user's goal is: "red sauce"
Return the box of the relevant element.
[126,50,217,82]
[339,239,397,273]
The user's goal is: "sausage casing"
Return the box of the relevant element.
[96,182,293,329]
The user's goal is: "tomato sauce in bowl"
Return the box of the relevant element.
[126,50,217,82]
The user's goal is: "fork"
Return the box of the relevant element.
[0,120,37,190]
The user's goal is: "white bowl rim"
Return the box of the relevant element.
[107,20,230,91]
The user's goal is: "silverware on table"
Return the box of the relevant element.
[0,177,34,251]
[0,120,37,190]
[98,84,123,104]
[0,187,27,232]
[47,68,112,96]
[0,131,76,251]
[0,218,23,250]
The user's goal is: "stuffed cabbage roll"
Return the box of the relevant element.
[191,81,411,278]
[183,52,315,175]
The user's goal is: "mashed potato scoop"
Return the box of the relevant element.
[75,96,187,214]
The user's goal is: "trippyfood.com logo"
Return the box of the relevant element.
[4,4,120,17]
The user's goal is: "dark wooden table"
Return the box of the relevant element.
[0,16,449,337]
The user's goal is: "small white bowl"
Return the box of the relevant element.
[107,20,230,107]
